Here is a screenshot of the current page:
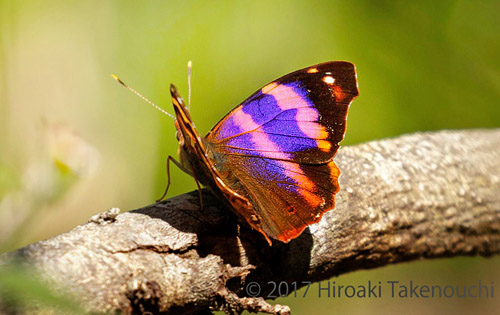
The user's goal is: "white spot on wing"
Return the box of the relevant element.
[323,76,335,85]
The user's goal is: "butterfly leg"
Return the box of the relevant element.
[156,155,185,203]
[189,164,204,211]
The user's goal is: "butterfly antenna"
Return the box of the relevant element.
[187,60,192,109]
[111,74,175,119]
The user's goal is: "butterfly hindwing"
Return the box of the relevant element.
[219,154,340,241]
[203,61,358,242]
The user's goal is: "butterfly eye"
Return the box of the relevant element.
[176,129,184,144]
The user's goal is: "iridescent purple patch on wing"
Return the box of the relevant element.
[236,155,323,207]
[215,81,328,156]
[240,93,283,127]
[215,115,243,141]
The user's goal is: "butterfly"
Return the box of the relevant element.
[165,61,359,245]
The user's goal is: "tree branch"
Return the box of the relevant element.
[2,129,500,314]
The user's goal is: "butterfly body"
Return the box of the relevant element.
[170,85,264,239]
[170,61,358,245]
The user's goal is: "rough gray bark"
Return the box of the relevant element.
[1,129,500,314]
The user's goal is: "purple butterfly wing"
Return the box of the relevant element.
[204,61,358,242]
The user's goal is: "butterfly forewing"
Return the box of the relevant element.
[206,61,358,164]
[203,61,358,242]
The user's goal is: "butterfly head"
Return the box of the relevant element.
[170,83,204,174]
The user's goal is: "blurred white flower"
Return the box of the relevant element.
[45,122,100,178]
[0,121,100,247]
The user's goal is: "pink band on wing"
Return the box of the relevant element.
[262,83,330,152]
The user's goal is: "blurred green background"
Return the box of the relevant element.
[0,0,499,314]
